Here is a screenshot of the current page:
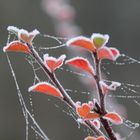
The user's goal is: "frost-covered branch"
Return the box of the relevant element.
[4,26,125,140]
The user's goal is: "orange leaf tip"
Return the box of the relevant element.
[103,112,123,125]
[43,54,66,72]
[91,33,109,48]
[66,36,95,52]
[3,40,31,53]
[65,57,95,76]
[28,82,63,98]
[97,47,120,61]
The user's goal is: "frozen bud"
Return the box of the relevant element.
[75,101,81,106]
[91,33,109,48]
[7,26,20,35]
[88,101,94,110]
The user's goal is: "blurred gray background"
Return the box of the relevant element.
[0,0,140,139]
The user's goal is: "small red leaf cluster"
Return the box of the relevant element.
[44,54,66,72]
[4,27,123,140]
[4,26,39,53]
[67,33,120,61]
[97,47,120,61]
[75,101,100,120]
[75,101,123,125]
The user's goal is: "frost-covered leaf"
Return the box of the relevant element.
[66,36,95,52]
[97,47,120,61]
[86,112,100,120]
[110,47,120,60]
[66,57,95,75]
[96,136,106,140]
[91,33,109,48]
[103,112,123,125]
[18,29,39,44]
[44,54,66,72]
[84,136,105,140]
[76,102,99,120]
[108,81,121,91]
[99,81,121,94]
[3,40,31,53]
[28,82,63,98]
[76,103,90,118]
[7,26,39,44]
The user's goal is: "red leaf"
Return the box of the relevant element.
[97,47,120,61]
[76,103,91,118]
[3,41,31,53]
[76,102,99,120]
[110,48,120,60]
[85,136,105,140]
[44,54,66,72]
[103,112,123,125]
[28,82,63,98]
[86,112,100,120]
[66,57,95,75]
[66,36,95,52]
[96,136,106,140]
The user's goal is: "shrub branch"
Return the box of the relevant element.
[27,43,107,139]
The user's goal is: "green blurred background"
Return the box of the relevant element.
[0,0,140,139]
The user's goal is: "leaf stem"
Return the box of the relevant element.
[93,52,117,140]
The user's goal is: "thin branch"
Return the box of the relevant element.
[93,52,117,140]
[27,43,108,138]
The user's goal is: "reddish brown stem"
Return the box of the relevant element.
[27,43,106,138]
[93,52,117,140]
